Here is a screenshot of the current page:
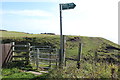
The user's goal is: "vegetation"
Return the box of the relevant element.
[1,62,36,80]
[1,30,120,79]
[47,62,118,78]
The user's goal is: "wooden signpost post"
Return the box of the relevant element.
[59,3,76,68]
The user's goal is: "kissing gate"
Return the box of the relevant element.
[29,46,59,69]
[29,42,82,69]
[1,41,82,69]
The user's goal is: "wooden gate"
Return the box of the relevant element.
[0,42,31,67]
[0,43,12,67]
[30,46,59,69]
[12,42,30,64]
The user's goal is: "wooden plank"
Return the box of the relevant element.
[13,50,29,52]
[39,53,58,56]
[1,43,13,67]
[41,67,50,69]
[65,58,78,61]
[13,45,30,47]
[39,58,58,61]
[12,42,15,60]
[50,63,58,65]
[33,48,54,51]
[32,46,51,48]
[13,55,29,57]
[12,60,27,62]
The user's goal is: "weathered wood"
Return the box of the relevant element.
[59,35,66,68]
[65,58,78,61]
[32,46,51,48]
[94,51,98,66]
[13,45,30,47]
[39,53,58,56]
[0,43,2,67]
[41,67,50,69]
[63,35,66,66]
[55,49,58,67]
[12,60,28,62]
[50,63,58,65]
[1,43,13,67]
[26,43,30,65]
[36,48,39,69]
[49,51,52,67]
[13,50,29,52]
[13,55,29,57]
[11,42,31,64]
[30,47,59,69]
[77,43,82,69]
[39,58,57,61]
[38,59,59,63]
[59,4,63,68]
[12,42,15,60]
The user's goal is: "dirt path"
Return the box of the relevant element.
[25,71,49,75]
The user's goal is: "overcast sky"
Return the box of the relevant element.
[0,0,119,44]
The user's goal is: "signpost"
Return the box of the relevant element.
[62,3,76,10]
[59,3,76,68]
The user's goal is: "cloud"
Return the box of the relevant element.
[2,16,59,34]
[1,0,119,44]
[3,10,53,17]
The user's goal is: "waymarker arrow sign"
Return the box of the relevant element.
[61,3,76,10]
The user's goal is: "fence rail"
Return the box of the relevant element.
[13,50,29,52]
[39,58,58,61]
[13,45,30,47]
[11,42,30,64]
[13,55,29,57]
[1,42,59,69]
[38,53,58,56]
[30,47,59,69]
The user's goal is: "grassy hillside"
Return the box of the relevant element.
[0,30,57,37]
[1,30,120,78]
[1,30,119,61]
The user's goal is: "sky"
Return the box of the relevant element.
[0,0,119,44]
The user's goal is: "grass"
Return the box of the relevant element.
[2,62,119,79]
[45,61,118,78]
[2,68,35,79]
[0,31,59,38]
[1,62,36,80]
[1,30,120,79]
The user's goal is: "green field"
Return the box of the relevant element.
[1,30,120,79]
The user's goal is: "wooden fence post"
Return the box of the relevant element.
[63,35,66,66]
[29,50,32,65]
[49,49,52,68]
[12,42,15,61]
[94,51,98,66]
[55,49,58,67]
[0,42,2,68]
[77,43,82,69]
[59,35,66,68]
[36,48,39,69]
[26,43,30,65]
